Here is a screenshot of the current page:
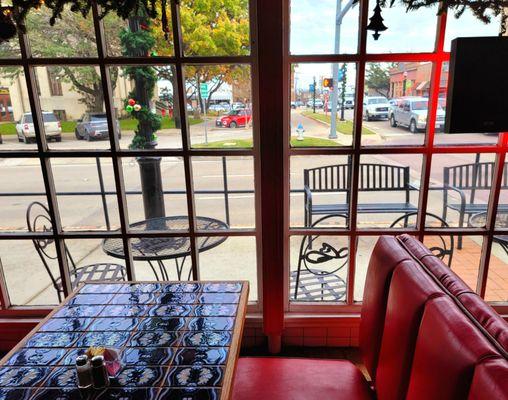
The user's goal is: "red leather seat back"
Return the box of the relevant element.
[458,292,508,354]
[375,263,444,400]
[468,358,508,400]
[359,236,412,380]
[406,296,500,400]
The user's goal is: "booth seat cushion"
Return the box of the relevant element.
[468,358,508,400]
[458,292,508,353]
[232,357,374,400]
[360,235,413,380]
[406,297,500,400]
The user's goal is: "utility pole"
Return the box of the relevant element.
[329,0,356,139]
[312,76,316,114]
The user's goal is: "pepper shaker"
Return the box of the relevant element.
[75,355,92,389]
[91,355,110,388]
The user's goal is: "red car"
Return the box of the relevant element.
[215,109,252,128]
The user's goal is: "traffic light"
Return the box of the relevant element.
[323,78,333,88]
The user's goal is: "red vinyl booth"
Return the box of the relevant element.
[232,235,508,400]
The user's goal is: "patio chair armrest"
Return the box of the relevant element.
[444,185,467,210]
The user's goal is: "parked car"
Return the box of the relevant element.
[388,98,404,119]
[390,97,445,133]
[306,99,324,109]
[75,112,121,141]
[216,109,252,128]
[16,112,61,144]
[209,103,230,113]
[363,96,390,121]
[343,97,355,109]
[232,102,246,110]
[291,101,297,109]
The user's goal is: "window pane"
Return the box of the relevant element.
[436,62,498,146]
[357,154,422,228]
[363,62,436,147]
[0,239,60,305]
[51,157,121,231]
[290,0,359,54]
[423,235,482,291]
[180,0,251,57]
[354,236,379,302]
[366,4,437,53]
[444,10,501,51]
[427,153,495,229]
[103,12,174,57]
[185,64,252,149]
[192,156,255,229]
[290,155,351,229]
[111,65,183,150]
[0,159,46,232]
[199,236,258,301]
[122,157,188,231]
[486,242,508,302]
[291,63,357,147]
[26,6,97,58]
[290,234,348,303]
[0,67,34,150]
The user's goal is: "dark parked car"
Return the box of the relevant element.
[75,113,121,141]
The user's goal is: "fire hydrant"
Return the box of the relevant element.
[296,123,305,141]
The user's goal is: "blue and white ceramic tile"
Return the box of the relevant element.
[123,347,173,366]
[39,318,91,332]
[149,305,192,317]
[67,294,114,305]
[117,283,161,294]
[157,293,196,305]
[113,366,165,387]
[166,366,223,387]
[198,293,240,304]
[110,293,155,305]
[42,367,76,387]
[158,388,220,400]
[187,317,235,331]
[25,332,78,348]
[53,306,104,319]
[95,387,159,399]
[182,332,232,347]
[0,388,35,400]
[173,347,228,366]
[162,283,201,293]
[76,331,130,348]
[0,367,49,387]
[88,317,139,331]
[60,348,88,366]
[79,283,123,294]
[98,305,147,318]
[31,388,89,400]
[202,283,242,293]
[129,331,179,347]
[138,317,186,331]
[5,348,66,366]
[194,304,237,317]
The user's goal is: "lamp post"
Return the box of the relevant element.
[329,0,357,139]
[402,71,408,97]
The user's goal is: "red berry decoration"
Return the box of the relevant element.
[128,99,136,106]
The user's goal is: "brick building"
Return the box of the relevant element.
[388,62,449,98]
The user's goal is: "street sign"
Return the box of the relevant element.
[200,83,209,99]
[309,84,315,92]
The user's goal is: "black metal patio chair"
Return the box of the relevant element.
[291,214,348,301]
[390,212,454,267]
[27,201,127,302]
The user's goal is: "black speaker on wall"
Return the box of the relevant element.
[445,36,508,134]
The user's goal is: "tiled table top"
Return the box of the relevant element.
[0,281,249,400]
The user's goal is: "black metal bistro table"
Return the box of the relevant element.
[102,216,228,281]
[470,211,508,256]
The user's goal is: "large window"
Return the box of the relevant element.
[0,0,506,320]
[287,0,507,311]
[0,1,259,311]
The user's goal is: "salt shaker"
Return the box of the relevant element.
[91,355,110,388]
[75,355,92,389]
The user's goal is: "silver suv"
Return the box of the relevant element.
[363,96,390,121]
[390,97,445,133]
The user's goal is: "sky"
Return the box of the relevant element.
[290,0,501,89]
